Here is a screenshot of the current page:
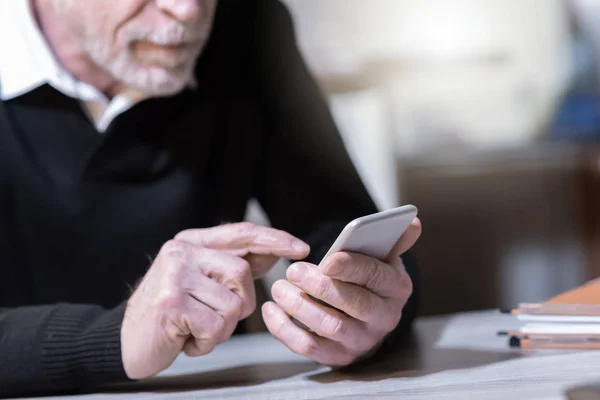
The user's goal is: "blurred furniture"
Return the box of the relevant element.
[45,310,600,399]
[576,144,600,280]
[400,141,592,315]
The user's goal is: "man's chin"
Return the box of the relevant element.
[121,66,193,96]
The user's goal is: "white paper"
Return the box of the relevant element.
[517,315,600,324]
[521,323,600,335]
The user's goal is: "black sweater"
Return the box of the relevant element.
[0,1,419,397]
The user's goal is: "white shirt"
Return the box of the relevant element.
[0,0,150,133]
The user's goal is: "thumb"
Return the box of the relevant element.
[386,217,422,262]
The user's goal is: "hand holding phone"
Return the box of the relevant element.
[292,204,418,330]
[263,205,420,363]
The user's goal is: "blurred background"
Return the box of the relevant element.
[252,0,600,316]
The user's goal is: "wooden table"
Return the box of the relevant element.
[20,311,600,400]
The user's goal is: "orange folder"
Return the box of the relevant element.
[511,278,600,317]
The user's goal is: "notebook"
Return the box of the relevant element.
[501,279,600,349]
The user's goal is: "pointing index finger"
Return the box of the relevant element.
[175,223,310,259]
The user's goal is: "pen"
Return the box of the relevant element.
[508,335,600,349]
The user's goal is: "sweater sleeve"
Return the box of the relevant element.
[252,0,419,347]
[0,303,130,398]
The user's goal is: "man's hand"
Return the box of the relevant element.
[261,218,421,366]
[121,223,310,380]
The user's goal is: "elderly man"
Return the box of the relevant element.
[0,0,421,397]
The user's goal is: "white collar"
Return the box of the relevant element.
[0,0,152,133]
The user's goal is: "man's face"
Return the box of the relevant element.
[49,0,218,95]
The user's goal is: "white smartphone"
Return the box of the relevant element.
[318,204,418,265]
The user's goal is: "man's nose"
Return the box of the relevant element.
[156,0,201,23]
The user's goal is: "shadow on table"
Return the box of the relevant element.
[97,361,321,394]
[97,316,526,393]
[308,316,525,384]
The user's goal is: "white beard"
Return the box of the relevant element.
[84,23,210,96]
[85,42,200,96]
[47,0,216,96]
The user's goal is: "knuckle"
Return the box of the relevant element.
[237,221,255,230]
[272,316,286,337]
[352,292,375,320]
[332,252,353,267]
[321,314,346,338]
[230,259,252,282]
[390,270,413,302]
[322,252,351,278]
[313,276,332,299]
[224,294,245,319]
[206,314,226,337]
[235,222,257,237]
[290,292,304,313]
[173,229,192,241]
[402,274,414,294]
[213,314,227,334]
[366,261,385,288]
[156,289,183,311]
[160,239,190,259]
[297,337,319,357]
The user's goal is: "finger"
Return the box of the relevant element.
[207,253,256,320]
[185,274,244,343]
[388,257,414,306]
[320,252,406,298]
[195,246,256,319]
[183,338,205,357]
[261,301,358,367]
[161,240,256,319]
[270,280,372,354]
[244,254,280,279]
[286,262,392,326]
[183,336,219,358]
[387,217,422,261]
[177,296,225,357]
[175,223,310,259]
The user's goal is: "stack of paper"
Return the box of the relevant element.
[501,279,600,349]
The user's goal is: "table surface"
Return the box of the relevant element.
[18,310,600,400]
